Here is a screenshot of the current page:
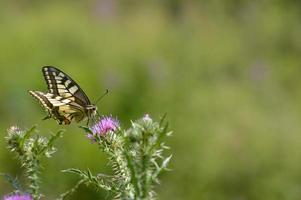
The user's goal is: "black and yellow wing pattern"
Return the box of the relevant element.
[29,66,97,125]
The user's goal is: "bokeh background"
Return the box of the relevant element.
[1,1,301,199]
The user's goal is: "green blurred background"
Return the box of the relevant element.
[1,1,301,199]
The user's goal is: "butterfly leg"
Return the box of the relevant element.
[42,115,51,121]
[63,118,71,125]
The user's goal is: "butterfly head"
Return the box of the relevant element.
[86,104,98,117]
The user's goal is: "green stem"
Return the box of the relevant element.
[140,131,151,199]
[57,179,85,200]
[124,152,139,199]
[27,158,41,200]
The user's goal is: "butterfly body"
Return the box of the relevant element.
[29,66,97,125]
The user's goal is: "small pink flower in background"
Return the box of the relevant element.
[142,114,152,122]
[7,126,21,135]
[88,116,119,140]
[3,194,33,200]
[143,114,152,122]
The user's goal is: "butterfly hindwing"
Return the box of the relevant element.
[29,91,53,113]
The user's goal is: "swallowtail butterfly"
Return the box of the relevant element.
[29,66,97,125]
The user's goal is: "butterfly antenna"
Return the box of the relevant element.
[94,89,109,105]
[96,110,101,118]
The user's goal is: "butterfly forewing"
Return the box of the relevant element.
[42,66,91,106]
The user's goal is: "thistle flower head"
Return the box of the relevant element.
[143,114,152,122]
[89,116,119,138]
[3,194,33,200]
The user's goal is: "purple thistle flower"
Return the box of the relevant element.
[3,194,33,200]
[89,116,119,138]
